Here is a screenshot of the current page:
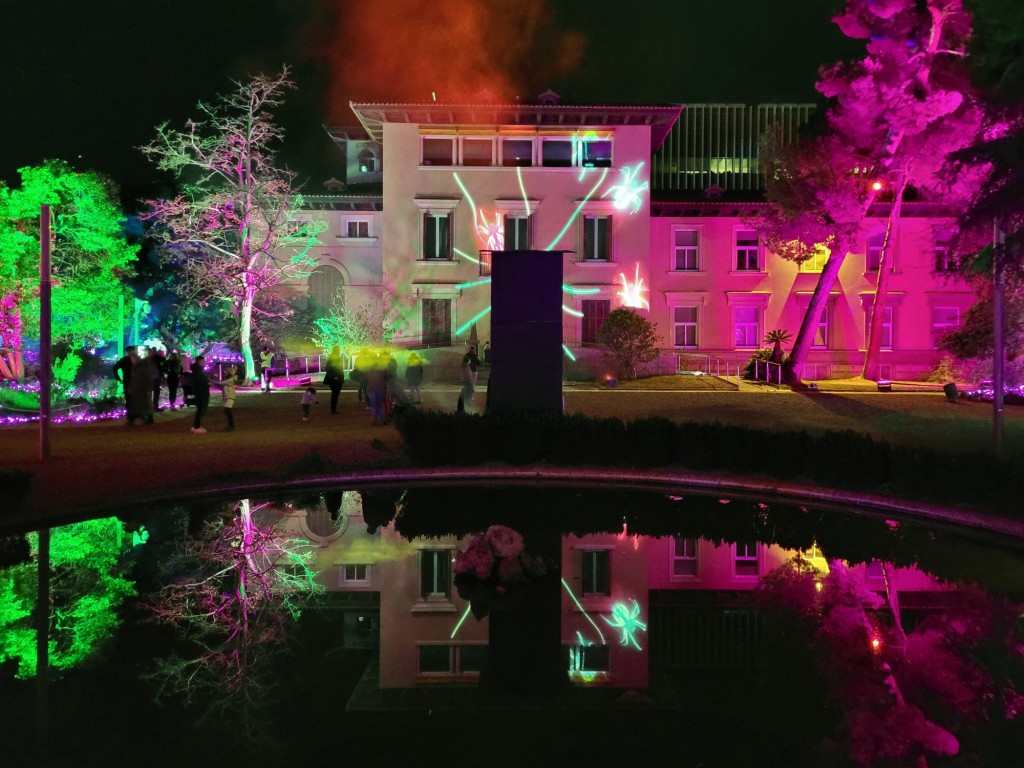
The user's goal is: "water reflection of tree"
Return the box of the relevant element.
[145,499,322,745]
[0,518,135,678]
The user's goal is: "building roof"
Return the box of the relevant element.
[346,102,685,151]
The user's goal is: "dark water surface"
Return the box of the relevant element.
[2,485,1023,767]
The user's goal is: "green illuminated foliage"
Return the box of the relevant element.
[0,161,137,356]
[0,517,135,678]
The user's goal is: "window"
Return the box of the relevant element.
[418,644,485,676]
[582,215,611,261]
[734,230,760,271]
[799,245,830,273]
[931,306,959,348]
[579,140,612,167]
[673,306,698,348]
[357,148,378,173]
[422,137,455,166]
[812,305,829,349]
[308,265,343,317]
[864,305,893,349]
[422,212,451,260]
[581,299,610,345]
[500,138,533,167]
[504,215,530,250]
[866,233,885,272]
[541,138,574,167]
[421,299,451,345]
[934,231,954,272]
[672,537,698,578]
[344,217,371,238]
[734,542,759,578]
[673,229,699,271]
[580,550,610,596]
[339,563,370,586]
[419,549,452,601]
[461,137,494,166]
[568,643,610,676]
[733,306,759,348]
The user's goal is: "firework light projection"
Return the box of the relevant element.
[616,263,650,310]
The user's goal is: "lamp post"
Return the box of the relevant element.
[993,219,1005,457]
[39,205,52,461]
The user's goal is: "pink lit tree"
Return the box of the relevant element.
[145,499,321,743]
[141,69,324,383]
[819,0,984,381]
[751,132,877,386]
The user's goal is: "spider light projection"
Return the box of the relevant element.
[602,598,647,650]
[448,137,650,354]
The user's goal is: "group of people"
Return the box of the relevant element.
[112,346,235,434]
[346,347,424,426]
[112,346,184,426]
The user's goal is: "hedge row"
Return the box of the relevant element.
[393,409,1022,513]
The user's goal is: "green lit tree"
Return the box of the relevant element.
[141,68,325,383]
[310,287,395,354]
[0,161,138,374]
[145,499,322,744]
[0,517,136,678]
[597,308,661,380]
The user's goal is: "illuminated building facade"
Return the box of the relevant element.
[299,99,971,381]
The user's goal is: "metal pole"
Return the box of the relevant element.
[39,205,52,461]
[35,527,50,746]
[993,220,1005,457]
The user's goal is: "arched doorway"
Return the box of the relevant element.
[308,265,344,316]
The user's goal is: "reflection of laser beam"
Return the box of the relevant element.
[561,577,606,645]
[456,306,491,336]
[450,603,473,639]
[454,247,481,264]
[562,344,577,362]
[545,168,609,251]
[562,304,584,317]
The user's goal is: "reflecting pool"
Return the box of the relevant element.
[2,485,1023,767]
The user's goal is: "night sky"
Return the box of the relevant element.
[0,0,860,205]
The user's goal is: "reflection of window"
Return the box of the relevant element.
[672,537,698,577]
[580,550,611,596]
[931,306,959,348]
[734,542,759,578]
[422,213,452,260]
[582,215,611,261]
[421,299,451,346]
[581,299,610,345]
[673,307,698,349]
[733,306,759,348]
[500,138,533,167]
[419,549,452,600]
[734,230,760,271]
[673,229,699,271]
[864,306,893,349]
[504,215,530,250]
[418,644,485,676]
[340,563,370,585]
[422,137,455,166]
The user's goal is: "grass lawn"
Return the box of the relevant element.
[1,380,1021,528]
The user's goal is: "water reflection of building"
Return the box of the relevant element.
[280,493,945,693]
